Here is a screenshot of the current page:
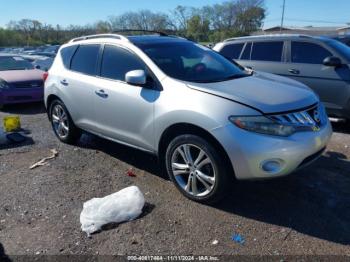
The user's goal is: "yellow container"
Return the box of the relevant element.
[3,116,21,132]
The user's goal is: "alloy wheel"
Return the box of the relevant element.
[171,144,216,197]
[51,104,69,139]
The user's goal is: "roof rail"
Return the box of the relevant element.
[112,29,168,36]
[69,34,129,43]
[223,34,313,42]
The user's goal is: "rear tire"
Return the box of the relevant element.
[49,99,81,144]
[165,134,230,204]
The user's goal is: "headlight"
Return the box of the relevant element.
[0,79,10,89]
[229,116,296,137]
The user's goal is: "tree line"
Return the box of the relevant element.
[0,0,265,47]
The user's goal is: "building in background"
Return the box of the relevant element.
[253,25,350,36]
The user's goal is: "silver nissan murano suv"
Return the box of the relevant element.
[44,33,332,203]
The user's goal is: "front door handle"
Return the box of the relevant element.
[289,69,300,75]
[95,89,108,98]
[60,79,69,86]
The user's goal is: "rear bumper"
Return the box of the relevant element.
[0,88,44,105]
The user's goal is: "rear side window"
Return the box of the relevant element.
[291,42,332,64]
[100,45,145,81]
[71,45,100,75]
[60,45,78,69]
[241,42,252,60]
[251,41,284,62]
[220,43,244,60]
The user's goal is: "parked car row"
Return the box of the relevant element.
[0,44,60,72]
[213,34,350,120]
[1,44,60,55]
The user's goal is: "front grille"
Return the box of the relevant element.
[12,81,43,89]
[268,104,327,128]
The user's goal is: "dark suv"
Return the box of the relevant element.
[214,35,350,120]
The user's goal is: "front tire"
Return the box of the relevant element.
[49,99,81,144]
[165,134,230,204]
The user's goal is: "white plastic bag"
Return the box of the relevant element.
[80,186,145,236]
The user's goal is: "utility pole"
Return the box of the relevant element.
[280,0,286,33]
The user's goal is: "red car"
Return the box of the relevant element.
[0,55,44,108]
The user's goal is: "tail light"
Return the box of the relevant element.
[43,72,49,82]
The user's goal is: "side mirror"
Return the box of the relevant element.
[323,56,342,67]
[125,70,146,86]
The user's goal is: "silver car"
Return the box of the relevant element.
[44,33,332,203]
[213,34,350,120]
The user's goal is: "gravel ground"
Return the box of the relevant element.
[0,103,350,258]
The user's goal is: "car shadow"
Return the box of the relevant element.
[215,151,350,245]
[76,133,350,245]
[0,243,11,262]
[0,102,46,115]
[0,135,34,150]
[77,133,167,179]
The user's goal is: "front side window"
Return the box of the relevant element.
[100,45,145,81]
[220,43,244,60]
[291,42,332,64]
[136,41,247,83]
[70,45,100,75]
[0,56,34,71]
[251,41,284,62]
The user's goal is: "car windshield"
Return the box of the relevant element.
[0,56,34,71]
[136,41,248,83]
[326,39,350,62]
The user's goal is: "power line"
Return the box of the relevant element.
[280,0,286,32]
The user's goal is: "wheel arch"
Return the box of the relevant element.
[157,123,235,178]
[46,94,61,120]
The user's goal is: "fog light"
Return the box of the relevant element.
[261,159,284,174]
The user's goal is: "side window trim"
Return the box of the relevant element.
[285,40,291,63]
[239,42,252,60]
[69,45,79,69]
[281,40,288,63]
[98,44,163,91]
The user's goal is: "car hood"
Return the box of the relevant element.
[186,71,318,114]
[0,69,44,83]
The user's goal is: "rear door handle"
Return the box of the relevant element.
[95,89,108,98]
[289,69,300,75]
[60,79,69,86]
